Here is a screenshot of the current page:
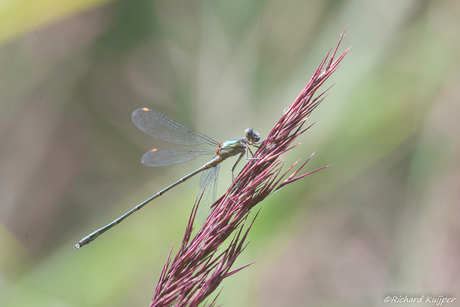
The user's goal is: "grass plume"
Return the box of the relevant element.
[151,30,349,307]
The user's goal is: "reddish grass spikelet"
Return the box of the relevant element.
[151,30,350,307]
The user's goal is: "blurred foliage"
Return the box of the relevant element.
[1,0,459,306]
[0,0,113,43]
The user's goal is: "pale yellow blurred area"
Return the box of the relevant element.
[0,0,113,43]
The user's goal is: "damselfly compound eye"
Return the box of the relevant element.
[244,128,260,143]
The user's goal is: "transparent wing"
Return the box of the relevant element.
[196,164,220,225]
[132,108,218,146]
[141,148,216,167]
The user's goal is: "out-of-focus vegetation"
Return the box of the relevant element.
[1,1,459,306]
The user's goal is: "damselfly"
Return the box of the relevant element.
[74,107,261,249]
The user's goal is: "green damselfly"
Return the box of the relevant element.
[74,107,261,249]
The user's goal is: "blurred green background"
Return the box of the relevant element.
[1,0,459,306]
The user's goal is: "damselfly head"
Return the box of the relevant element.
[244,128,260,143]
